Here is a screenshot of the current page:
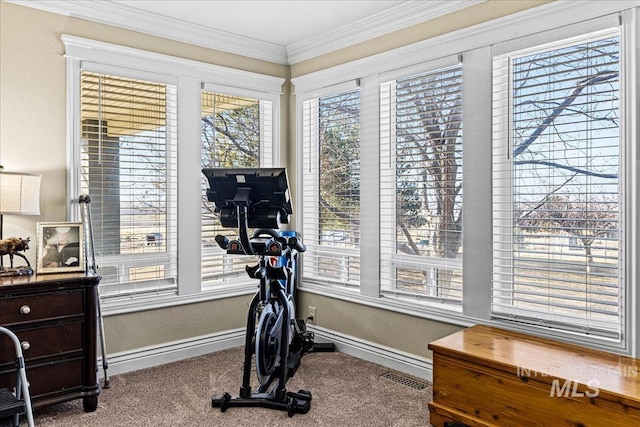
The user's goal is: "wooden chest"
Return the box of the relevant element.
[428,325,640,427]
[0,273,101,412]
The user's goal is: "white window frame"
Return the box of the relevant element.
[293,1,639,355]
[300,84,362,290]
[63,35,284,314]
[76,64,180,299]
[199,82,279,291]
[491,26,623,340]
[379,56,464,306]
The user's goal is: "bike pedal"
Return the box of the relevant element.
[288,389,312,401]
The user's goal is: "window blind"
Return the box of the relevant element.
[380,65,463,303]
[491,29,622,339]
[302,89,361,287]
[80,71,178,297]
[200,91,272,286]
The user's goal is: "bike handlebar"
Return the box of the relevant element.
[288,236,306,253]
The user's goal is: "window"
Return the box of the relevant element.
[492,29,623,339]
[65,35,284,303]
[201,91,274,286]
[380,65,463,304]
[294,4,637,351]
[79,70,178,297]
[301,89,361,287]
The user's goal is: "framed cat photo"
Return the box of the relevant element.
[37,222,85,274]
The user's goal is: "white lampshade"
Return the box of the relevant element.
[0,171,42,215]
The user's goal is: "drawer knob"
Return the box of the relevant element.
[21,341,30,351]
[19,305,31,315]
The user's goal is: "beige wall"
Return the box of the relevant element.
[298,293,463,359]
[2,0,553,362]
[104,295,253,354]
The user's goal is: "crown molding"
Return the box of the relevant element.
[292,0,638,91]
[6,0,484,65]
[7,0,289,64]
[286,0,485,65]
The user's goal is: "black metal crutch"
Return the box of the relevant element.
[79,194,110,389]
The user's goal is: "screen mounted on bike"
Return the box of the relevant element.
[202,167,292,229]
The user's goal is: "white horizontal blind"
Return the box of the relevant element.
[200,91,272,286]
[80,71,178,297]
[492,29,622,339]
[380,65,463,304]
[302,89,361,287]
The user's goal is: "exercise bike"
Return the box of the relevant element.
[203,167,334,417]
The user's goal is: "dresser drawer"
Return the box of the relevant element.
[0,273,100,412]
[0,322,84,364]
[0,290,84,324]
[0,358,84,398]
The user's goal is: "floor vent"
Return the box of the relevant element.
[380,372,430,390]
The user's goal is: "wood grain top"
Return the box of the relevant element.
[429,325,640,407]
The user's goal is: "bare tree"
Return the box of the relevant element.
[317,35,620,297]
[200,99,262,250]
[517,194,618,265]
[318,91,360,245]
[426,38,619,293]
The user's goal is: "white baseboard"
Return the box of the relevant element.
[101,328,246,378]
[309,325,433,382]
[100,325,433,383]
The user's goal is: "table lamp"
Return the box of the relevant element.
[0,169,42,275]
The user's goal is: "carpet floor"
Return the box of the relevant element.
[26,347,432,426]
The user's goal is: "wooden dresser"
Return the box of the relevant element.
[0,273,101,412]
[429,325,640,427]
